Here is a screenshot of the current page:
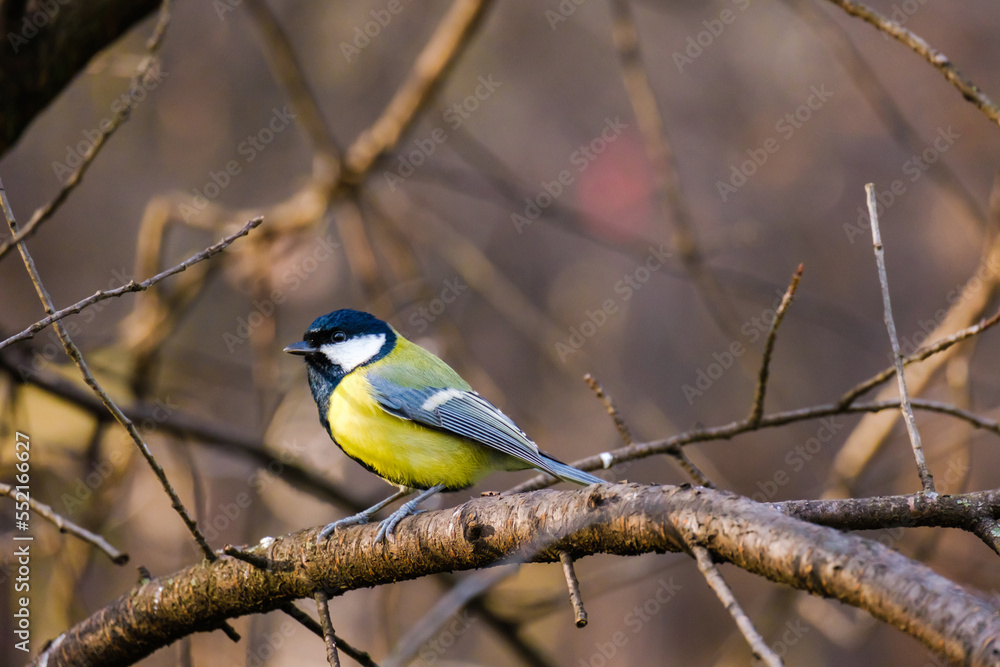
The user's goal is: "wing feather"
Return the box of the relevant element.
[367,374,604,485]
[369,377,552,470]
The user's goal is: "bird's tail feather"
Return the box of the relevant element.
[540,455,605,485]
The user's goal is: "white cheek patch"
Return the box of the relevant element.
[321,333,386,372]
[420,388,465,412]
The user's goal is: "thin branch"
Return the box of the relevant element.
[342,0,494,180]
[0,218,263,351]
[748,264,803,426]
[558,551,588,628]
[315,591,343,667]
[825,230,1000,497]
[837,307,1000,408]
[511,397,998,495]
[223,544,276,571]
[0,0,173,261]
[970,519,1000,557]
[583,373,634,445]
[692,545,783,667]
[584,372,712,486]
[866,183,935,493]
[773,487,1000,556]
[824,0,1000,130]
[785,0,986,235]
[0,483,128,565]
[276,602,381,667]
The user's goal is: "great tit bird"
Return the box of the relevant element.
[285,309,605,542]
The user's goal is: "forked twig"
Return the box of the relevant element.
[315,591,343,667]
[585,373,713,486]
[1,175,245,640]
[837,307,1000,408]
[748,264,803,426]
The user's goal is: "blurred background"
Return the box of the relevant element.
[2,0,1000,665]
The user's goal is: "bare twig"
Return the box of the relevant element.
[0,0,173,261]
[511,396,998,495]
[315,591,343,667]
[223,544,275,571]
[748,264,804,426]
[774,487,1000,556]
[825,230,1000,497]
[0,483,128,564]
[0,218,263,351]
[558,551,588,628]
[1,175,241,643]
[286,602,378,666]
[584,372,712,486]
[692,545,783,666]
[786,0,986,236]
[866,183,935,493]
[837,307,1000,408]
[824,0,1000,130]
[583,373,634,445]
[970,519,1000,557]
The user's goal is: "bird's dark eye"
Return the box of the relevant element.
[332,331,347,343]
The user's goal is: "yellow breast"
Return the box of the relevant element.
[326,368,520,490]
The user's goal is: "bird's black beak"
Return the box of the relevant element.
[283,340,318,356]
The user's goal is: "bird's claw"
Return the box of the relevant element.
[372,505,427,543]
[318,513,371,542]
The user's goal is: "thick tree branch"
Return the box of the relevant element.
[32,484,1000,667]
[0,0,160,154]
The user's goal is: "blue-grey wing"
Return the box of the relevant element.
[367,375,603,485]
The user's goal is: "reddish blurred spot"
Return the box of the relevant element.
[576,132,653,242]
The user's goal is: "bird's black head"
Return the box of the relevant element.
[284,309,396,409]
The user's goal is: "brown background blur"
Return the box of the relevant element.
[2,1,1000,665]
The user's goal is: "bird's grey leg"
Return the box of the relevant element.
[374,484,446,543]
[318,487,415,541]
